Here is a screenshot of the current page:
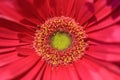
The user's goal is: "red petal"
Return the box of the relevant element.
[0,54,39,79]
[66,64,81,80]
[0,47,15,54]
[86,55,120,75]
[0,17,35,35]
[74,59,94,80]
[0,50,22,67]
[21,60,46,80]
[74,58,120,80]
[0,39,19,47]
[14,0,40,19]
[86,0,120,32]
[48,0,65,16]
[0,2,23,22]
[86,44,120,61]
[75,0,95,25]
[39,64,52,80]
[86,0,120,26]
[94,0,120,21]
[35,64,52,80]
[33,0,52,21]
[87,23,120,62]
[0,27,18,40]
[16,47,36,56]
[88,24,120,43]
[51,66,71,80]
[0,1,41,25]
[18,33,34,44]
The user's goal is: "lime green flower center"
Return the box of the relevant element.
[51,32,71,50]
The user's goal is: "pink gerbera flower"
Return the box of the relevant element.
[0,0,120,80]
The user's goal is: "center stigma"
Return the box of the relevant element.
[51,32,71,51]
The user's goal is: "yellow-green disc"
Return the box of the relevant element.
[51,32,71,50]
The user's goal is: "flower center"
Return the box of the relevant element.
[50,32,71,50]
[34,16,87,66]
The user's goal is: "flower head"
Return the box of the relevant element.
[0,0,120,80]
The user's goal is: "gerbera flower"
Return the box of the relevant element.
[0,0,120,80]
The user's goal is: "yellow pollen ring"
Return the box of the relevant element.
[33,16,87,66]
